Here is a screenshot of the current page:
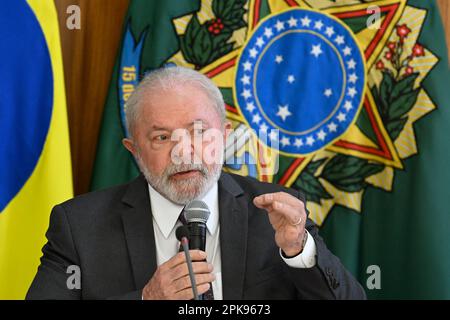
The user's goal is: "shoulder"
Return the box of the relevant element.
[60,182,127,211]
[55,175,146,222]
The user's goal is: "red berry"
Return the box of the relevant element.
[412,43,425,57]
[385,51,393,60]
[396,24,411,39]
[387,42,396,50]
[405,66,414,74]
[376,60,385,70]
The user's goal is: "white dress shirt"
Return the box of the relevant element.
[148,182,317,300]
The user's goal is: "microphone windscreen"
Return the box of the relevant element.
[184,200,210,224]
[175,225,190,241]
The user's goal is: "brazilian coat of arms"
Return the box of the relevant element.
[119,0,439,226]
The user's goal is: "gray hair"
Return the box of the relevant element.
[125,66,226,137]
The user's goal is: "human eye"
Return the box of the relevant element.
[194,127,206,135]
[153,133,170,142]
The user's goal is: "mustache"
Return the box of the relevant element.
[164,163,208,177]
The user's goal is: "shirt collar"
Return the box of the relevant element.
[148,183,219,239]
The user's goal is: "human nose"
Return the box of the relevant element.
[171,129,200,164]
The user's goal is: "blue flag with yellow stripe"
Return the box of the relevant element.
[0,0,73,299]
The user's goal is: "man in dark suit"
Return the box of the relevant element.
[27,67,366,300]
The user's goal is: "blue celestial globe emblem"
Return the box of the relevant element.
[235,9,365,155]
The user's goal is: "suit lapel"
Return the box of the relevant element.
[121,175,157,290]
[119,173,249,297]
[218,173,248,300]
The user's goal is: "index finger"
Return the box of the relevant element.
[166,250,207,269]
[253,192,303,208]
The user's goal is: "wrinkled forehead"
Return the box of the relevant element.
[137,84,222,130]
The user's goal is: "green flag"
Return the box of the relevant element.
[91,0,450,299]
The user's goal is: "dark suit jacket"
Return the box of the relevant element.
[26,173,366,300]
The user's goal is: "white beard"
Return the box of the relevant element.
[135,152,223,205]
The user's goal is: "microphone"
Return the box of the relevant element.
[175,225,199,300]
[183,200,210,251]
[183,200,210,300]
